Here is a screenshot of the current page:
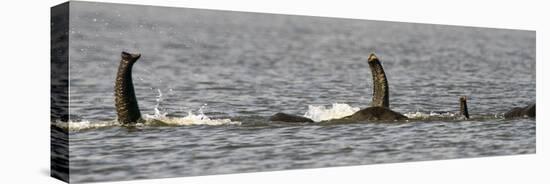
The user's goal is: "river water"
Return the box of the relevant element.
[59,2,535,183]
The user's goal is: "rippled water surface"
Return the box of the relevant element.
[63,2,535,183]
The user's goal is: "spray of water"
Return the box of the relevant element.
[144,89,167,119]
[303,103,361,122]
[54,89,240,132]
[143,89,240,126]
[149,103,240,126]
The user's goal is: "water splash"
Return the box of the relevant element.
[144,89,167,119]
[53,90,240,132]
[53,108,240,132]
[52,120,120,132]
[303,103,361,122]
[143,89,239,125]
[403,111,459,120]
[149,112,240,126]
[146,103,240,126]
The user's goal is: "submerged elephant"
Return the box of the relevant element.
[270,53,407,122]
[504,103,535,119]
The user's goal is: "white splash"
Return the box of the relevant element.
[52,120,120,132]
[150,112,240,126]
[144,89,167,119]
[54,107,240,132]
[54,89,240,132]
[143,89,240,126]
[403,111,430,119]
[146,104,240,126]
[303,103,361,122]
[403,111,458,119]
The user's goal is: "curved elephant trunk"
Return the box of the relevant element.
[368,53,389,108]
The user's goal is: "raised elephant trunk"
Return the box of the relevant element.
[115,51,142,124]
[368,53,389,108]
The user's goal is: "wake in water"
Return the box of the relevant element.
[302,103,483,122]
[53,102,503,132]
[404,111,461,120]
[53,89,240,132]
[52,120,119,132]
[53,90,504,132]
[52,107,240,132]
[143,104,240,126]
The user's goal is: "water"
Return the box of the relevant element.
[60,2,535,183]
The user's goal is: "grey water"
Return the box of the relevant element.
[63,2,535,183]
